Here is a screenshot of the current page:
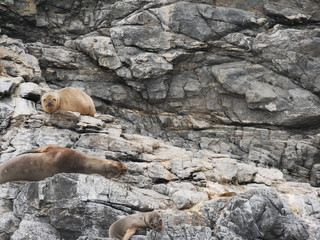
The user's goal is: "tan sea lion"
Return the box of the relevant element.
[41,87,96,116]
[109,211,163,240]
[0,145,127,184]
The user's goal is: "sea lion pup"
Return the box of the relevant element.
[0,145,127,184]
[109,211,163,240]
[41,87,96,116]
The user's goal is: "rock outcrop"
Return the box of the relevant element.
[0,0,320,239]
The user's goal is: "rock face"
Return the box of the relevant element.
[0,0,320,239]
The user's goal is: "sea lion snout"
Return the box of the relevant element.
[146,212,164,232]
[151,220,164,231]
[41,93,59,113]
[46,99,55,107]
[114,161,128,174]
[155,223,164,232]
[105,161,128,178]
[120,162,128,173]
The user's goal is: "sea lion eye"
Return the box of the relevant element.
[43,99,47,102]
[53,99,56,101]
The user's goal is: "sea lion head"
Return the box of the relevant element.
[145,211,163,232]
[103,161,128,178]
[41,92,61,113]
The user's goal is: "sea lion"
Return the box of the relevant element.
[0,145,127,184]
[109,211,163,240]
[41,87,96,116]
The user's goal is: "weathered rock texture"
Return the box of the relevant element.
[0,0,320,239]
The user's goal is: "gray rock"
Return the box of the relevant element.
[73,36,122,70]
[171,189,209,209]
[0,183,24,199]
[310,164,320,187]
[0,98,14,133]
[17,82,42,102]
[0,127,79,162]
[252,27,320,94]
[0,212,20,238]
[0,35,41,81]
[151,2,259,42]
[150,224,213,240]
[12,97,37,118]
[10,215,61,240]
[211,61,320,127]
[214,188,310,240]
[211,158,238,183]
[129,52,173,79]
[0,77,23,98]
[236,163,257,183]
[263,0,318,23]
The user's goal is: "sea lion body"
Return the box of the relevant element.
[109,211,163,240]
[0,145,127,184]
[41,87,96,116]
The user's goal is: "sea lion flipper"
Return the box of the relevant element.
[31,145,57,153]
[123,227,138,240]
[17,150,42,156]
[18,145,57,156]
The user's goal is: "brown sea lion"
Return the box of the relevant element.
[109,211,163,240]
[41,87,96,116]
[0,145,127,184]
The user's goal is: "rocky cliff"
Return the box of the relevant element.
[0,0,320,239]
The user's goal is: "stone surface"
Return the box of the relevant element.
[210,187,310,240]
[0,0,320,240]
[0,77,23,98]
[17,82,42,102]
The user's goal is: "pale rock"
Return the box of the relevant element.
[254,167,284,186]
[0,98,14,129]
[0,77,23,98]
[0,36,41,81]
[10,215,61,240]
[279,188,320,240]
[17,82,42,102]
[171,189,209,210]
[115,66,133,79]
[188,116,212,129]
[211,158,238,183]
[77,116,105,132]
[0,212,20,236]
[76,174,171,210]
[46,110,81,130]
[310,164,320,187]
[151,224,213,240]
[130,52,173,79]
[12,97,37,118]
[147,162,178,181]
[206,182,238,197]
[170,157,206,179]
[77,36,122,70]
[236,163,257,183]
[0,183,24,199]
